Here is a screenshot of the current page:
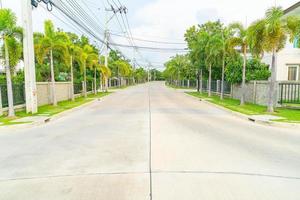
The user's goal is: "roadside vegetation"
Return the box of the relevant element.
[0,92,111,126]
[187,92,300,122]
[0,8,149,120]
[163,6,300,121]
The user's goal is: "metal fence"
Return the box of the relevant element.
[73,83,83,94]
[279,82,300,104]
[86,81,93,92]
[0,84,26,108]
[167,79,232,95]
[201,80,231,95]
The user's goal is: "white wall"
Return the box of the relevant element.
[261,39,300,81]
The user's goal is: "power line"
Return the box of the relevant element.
[109,42,189,52]
[111,33,187,45]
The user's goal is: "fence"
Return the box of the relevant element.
[0,84,26,108]
[279,82,300,104]
[167,79,232,95]
[74,83,83,94]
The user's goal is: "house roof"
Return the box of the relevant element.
[284,1,300,15]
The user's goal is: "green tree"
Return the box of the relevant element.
[229,23,249,105]
[35,20,69,106]
[225,57,271,84]
[205,32,223,97]
[286,16,300,46]
[247,7,287,112]
[0,9,22,117]
[75,44,98,97]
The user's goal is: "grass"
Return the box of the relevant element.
[166,84,195,90]
[186,92,300,123]
[0,92,111,126]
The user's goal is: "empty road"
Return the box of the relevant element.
[0,82,299,200]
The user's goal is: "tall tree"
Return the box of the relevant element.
[76,44,98,97]
[229,23,249,105]
[35,20,69,106]
[248,7,287,112]
[0,9,22,117]
[205,33,223,97]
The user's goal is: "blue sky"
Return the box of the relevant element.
[2,0,299,70]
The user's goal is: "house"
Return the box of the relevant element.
[261,1,300,81]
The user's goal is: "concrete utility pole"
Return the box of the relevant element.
[104,4,128,89]
[104,10,109,91]
[22,0,38,114]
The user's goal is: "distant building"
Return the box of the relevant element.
[261,1,300,81]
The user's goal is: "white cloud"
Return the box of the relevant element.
[1,0,299,69]
[129,0,298,67]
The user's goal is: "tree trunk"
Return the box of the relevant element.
[197,70,200,92]
[200,69,203,93]
[268,50,277,113]
[70,55,75,101]
[4,38,15,117]
[105,76,108,92]
[50,49,57,106]
[208,64,212,97]
[99,72,103,92]
[94,68,97,95]
[221,53,225,100]
[241,48,247,105]
[84,63,87,98]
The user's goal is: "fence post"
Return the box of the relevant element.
[217,80,220,95]
[0,87,3,116]
[81,81,85,96]
[253,81,257,104]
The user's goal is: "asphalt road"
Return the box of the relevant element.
[0,82,299,200]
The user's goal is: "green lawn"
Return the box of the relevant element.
[0,92,111,126]
[186,92,300,123]
[166,84,195,90]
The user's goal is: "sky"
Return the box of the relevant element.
[1,0,299,70]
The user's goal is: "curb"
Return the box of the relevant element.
[184,92,300,129]
[0,95,110,131]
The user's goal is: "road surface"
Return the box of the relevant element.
[0,82,299,200]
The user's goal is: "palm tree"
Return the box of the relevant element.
[205,33,223,97]
[220,27,233,100]
[99,64,111,92]
[286,16,300,44]
[248,7,287,112]
[66,37,82,101]
[264,7,287,112]
[88,56,101,95]
[113,60,131,87]
[35,20,69,106]
[229,23,249,105]
[0,9,22,117]
[76,45,98,98]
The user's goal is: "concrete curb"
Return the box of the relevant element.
[0,95,110,131]
[184,92,300,129]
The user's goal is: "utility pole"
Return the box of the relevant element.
[22,0,38,114]
[104,10,109,92]
[104,4,127,90]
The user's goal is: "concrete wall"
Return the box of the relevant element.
[36,82,72,106]
[232,81,280,106]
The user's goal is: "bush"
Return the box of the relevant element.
[225,57,271,84]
